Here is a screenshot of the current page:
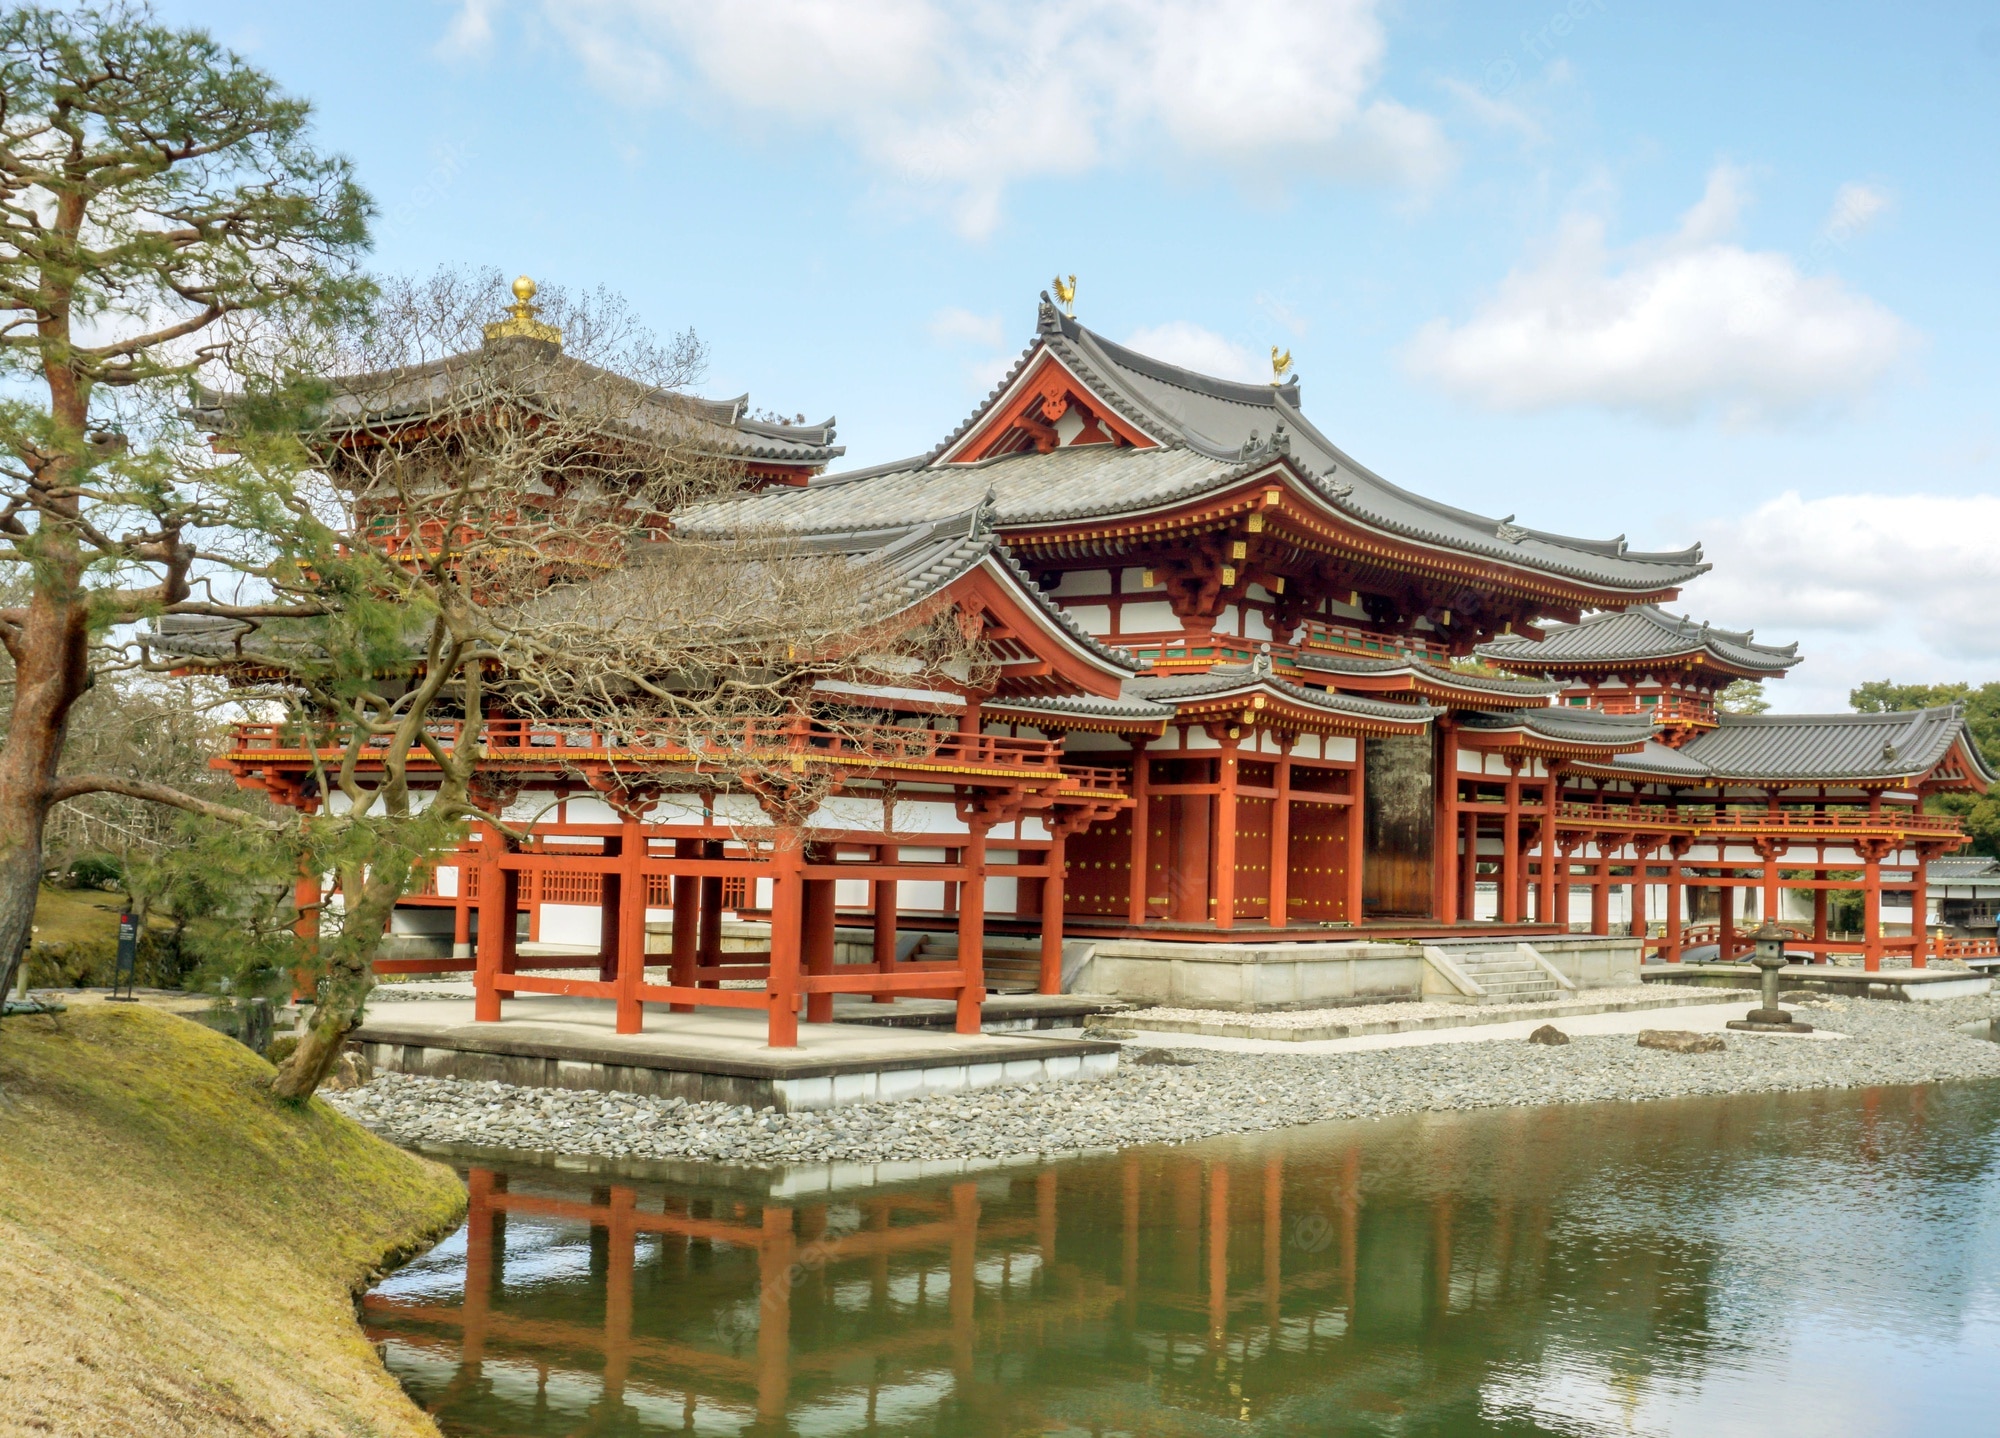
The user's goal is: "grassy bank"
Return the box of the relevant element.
[0,1000,466,1437]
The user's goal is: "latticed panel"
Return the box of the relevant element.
[539,871,603,905]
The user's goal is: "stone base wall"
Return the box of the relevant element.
[1072,934,1643,1011]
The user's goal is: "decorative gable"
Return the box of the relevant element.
[942,352,1158,464]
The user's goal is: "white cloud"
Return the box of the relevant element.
[1825,181,1892,238]
[1438,75,1544,143]
[1681,490,2000,710]
[1123,322,1262,382]
[536,0,1449,237]
[437,0,501,57]
[1403,165,1917,424]
[927,307,1006,350]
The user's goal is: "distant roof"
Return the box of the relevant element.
[1929,856,2000,886]
[1130,663,1440,729]
[677,297,1708,599]
[1564,707,1998,789]
[1456,706,1656,750]
[195,344,843,471]
[1292,651,1559,704]
[1478,605,1800,677]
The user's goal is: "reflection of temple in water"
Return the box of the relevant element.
[365,1093,1873,1435]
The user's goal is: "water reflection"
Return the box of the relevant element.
[367,1082,2000,1436]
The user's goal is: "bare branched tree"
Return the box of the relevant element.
[174,269,990,1096]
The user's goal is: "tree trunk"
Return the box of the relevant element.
[0,589,89,1001]
[269,865,398,1100]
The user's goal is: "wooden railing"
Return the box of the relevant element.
[1936,935,2000,960]
[1588,693,1716,724]
[1554,801,1964,838]
[227,717,1067,775]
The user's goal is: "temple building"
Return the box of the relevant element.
[180,286,1996,1047]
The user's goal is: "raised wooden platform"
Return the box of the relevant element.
[350,995,1120,1111]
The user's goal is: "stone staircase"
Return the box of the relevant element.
[1444,946,1566,1005]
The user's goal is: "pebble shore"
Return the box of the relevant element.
[323,994,2000,1168]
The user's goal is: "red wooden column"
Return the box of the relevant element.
[1863,848,1884,972]
[1039,825,1067,995]
[614,811,648,1035]
[1434,721,1459,924]
[1213,735,1241,930]
[1500,762,1522,924]
[451,882,472,963]
[1345,744,1366,924]
[1663,854,1683,962]
[1590,839,1610,937]
[1630,843,1651,941]
[765,836,805,1048]
[1127,741,1151,926]
[473,823,510,1023]
[670,837,699,1012]
[1760,839,1783,939]
[956,819,991,1034]
[872,844,898,1004]
[1911,847,1930,968]
[1553,837,1574,935]
[803,858,837,1025]
[1813,885,1829,946]
[1717,881,1735,960]
[697,838,724,990]
[1538,767,1559,927]
[1269,739,1293,930]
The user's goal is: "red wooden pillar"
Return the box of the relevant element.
[451,879,472,963]
[1553,839,1573,935]
[1345,747,1366,925]
[766,837,804,1048]
[1663,858,1683,962]
[1911,850,1929,968]
[1863,850,1884,972]
[1590,841,1610,937]
[1213,736,1240,930]
[1269,742,1293,930]
[1813,885,1829,945]
[614,812,647,1035]
[872,845,898,1005]
[956,820,990,1034]
[474,825,508,1023]
[1761,840,1783,939]
[803,860,837,1025]
[1717,881,1735,960]
[1500,765,1521,924]
[1127,742,1151,926]
[670,837,699,1012]
[1039,827,1067,995]
[1434,721,1459,924]
[1630,846,1650,940]
[1538,768,1558,927]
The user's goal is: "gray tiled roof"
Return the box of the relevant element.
[984,693,1174,725]
[150,505,1138,681]
[1477,605,1800,675]
[196,351,843,469]
[1674,707,1996,784]
[1593,739,1719,779]
[1292,651,1559,700]
[1929,856,2000,885]
[1130,665,1440,726]
[1456,707,1656,749]
[677,301,1708,597]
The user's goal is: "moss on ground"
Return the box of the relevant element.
[28,885,124,948]
[0,1000,466,1437]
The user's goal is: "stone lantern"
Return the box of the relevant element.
[1726,919,1814,1034]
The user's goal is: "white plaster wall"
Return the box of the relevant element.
[1120,600,1177,632]
[564,794,618,824]
[541,903,602,947]
[1063,604,1112,633]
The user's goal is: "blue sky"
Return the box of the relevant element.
[158,0,2000,710]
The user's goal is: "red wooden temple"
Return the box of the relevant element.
[176,286,1994,1048]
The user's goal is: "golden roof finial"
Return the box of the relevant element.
[484,273,562,349]
[1052,273,1077,318]
[1270,345,1293,386]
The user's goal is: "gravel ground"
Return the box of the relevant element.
[1125,988,1712,1030]
[321,994,2000,1168]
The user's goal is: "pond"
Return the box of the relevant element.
[367,1081,2000,1436]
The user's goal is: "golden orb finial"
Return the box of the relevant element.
[484,271,562,350]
